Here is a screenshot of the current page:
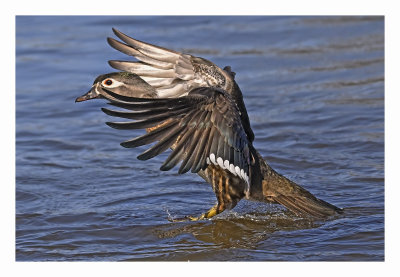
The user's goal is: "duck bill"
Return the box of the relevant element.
[75,87,100,102]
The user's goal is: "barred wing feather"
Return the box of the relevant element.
[107,28,234,98]
[101,86,251,185]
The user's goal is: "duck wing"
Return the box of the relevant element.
[107,28,235,98]
[100,86,252,185]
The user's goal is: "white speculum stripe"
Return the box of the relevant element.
[224,160,230,170]
[229,164,236,175]
[208,153,249,184]
[217,157,224,168]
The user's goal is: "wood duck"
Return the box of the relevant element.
[76,28,343,221]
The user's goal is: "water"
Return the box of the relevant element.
[16,16,384,261]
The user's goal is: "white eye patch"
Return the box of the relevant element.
[101,78,124,88]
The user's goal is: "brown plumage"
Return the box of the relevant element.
[76,28,343,221]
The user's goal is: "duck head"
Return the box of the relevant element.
[75,72,157,102]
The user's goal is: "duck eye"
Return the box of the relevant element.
[104,79,113,86]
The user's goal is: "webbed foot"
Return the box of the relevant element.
[167,204,219,222]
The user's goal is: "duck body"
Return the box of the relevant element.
[76,29,342,220]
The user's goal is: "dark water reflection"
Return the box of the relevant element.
[16,16,384,261]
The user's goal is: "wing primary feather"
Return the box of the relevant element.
[229,147,235,168]
[175,110,207,173]
[105,97,198,129]
[107,37,174,69]
[106,101,177,111]
[105,113,175,130]
[112,28,181,63]
[216,134,225,164]
[112,28,180,55]
[137,124,185,160]
[160,127,196,171]
[107,102,153,111]
[120,120,177,148]
[138,107,200,160]
[191,124,212,173]
[223,142,231,170]
[159,109,202,170]
[200,127,216,170]
[223,139,230,162]
[101,106,191,120]
[234,149,240,167]
[177,55,194,70]
[108,60,177,78]
[209,128,219,160]
[191,112,212,172]
[157,83,187,98]
[240,152,246,175]
[178,128,203,174]
[141,77,176,87]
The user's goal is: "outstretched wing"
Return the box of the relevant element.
[107,28,235,98]
[101,86,251,184]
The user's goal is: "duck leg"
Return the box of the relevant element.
[169,165,245,222]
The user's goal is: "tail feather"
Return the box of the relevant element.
[274,195,316,217]
[257,151,343,218]
[274,194,342,218]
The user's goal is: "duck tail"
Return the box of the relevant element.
[257,154,342,218]
[271,186,343,218]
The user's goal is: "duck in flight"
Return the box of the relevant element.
[76,28,342,221]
